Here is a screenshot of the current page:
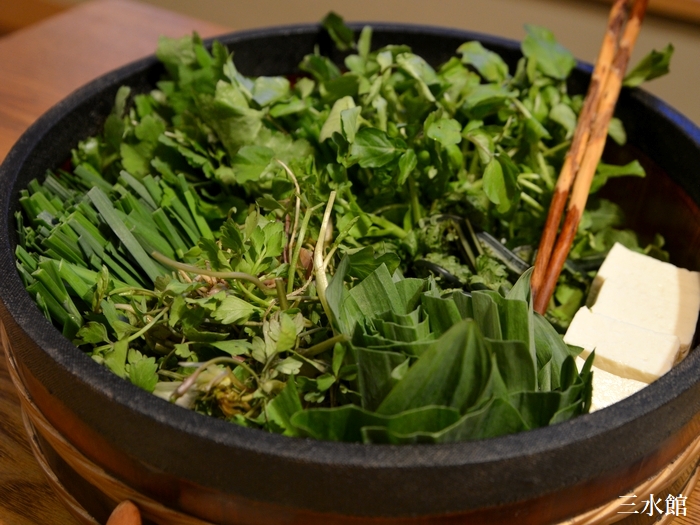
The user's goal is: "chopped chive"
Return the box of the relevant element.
[56,259,94,302]
[16,262,36,287]
[142,175,163,205]
[35,260,83,322]
[160,184,198,234]
[166,206,200,245]
[43,173,75,202]
[152,208,188,258]
[16,246,38,272]
[88,187,165,283]
[43,231,84,265]
[119,170,157,210]
[74,164,112,193]
[27,280,70,326]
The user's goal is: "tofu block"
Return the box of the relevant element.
[576,357,646,412]
[564,307,681,383]
[592,280,698,358]
[588,243,700,355]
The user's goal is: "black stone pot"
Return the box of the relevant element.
[1,23,700,525]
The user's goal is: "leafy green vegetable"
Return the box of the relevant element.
[15,14,670,443]
[624,44,674,88]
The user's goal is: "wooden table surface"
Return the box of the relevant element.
[0,1,698,524]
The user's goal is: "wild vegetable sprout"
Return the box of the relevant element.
[14,14,671,442]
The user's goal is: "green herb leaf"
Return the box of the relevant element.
[624,44,674,87]
[521,25,576,80]
[349,128,402,168]
[457,41,509,83]
[322,12,355,51]
[426,118,462,146]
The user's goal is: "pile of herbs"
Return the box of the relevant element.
[14,15,671,442]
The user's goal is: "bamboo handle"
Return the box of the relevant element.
[530,0,628,302]
[533,0,649,314]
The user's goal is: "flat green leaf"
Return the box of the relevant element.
[624,44,674,87]
[377,319,490,415]
[590,160,645,194]
[340,106,362,143]
[321,11,355,51]
[354,345,409,411]
[74,322,110,345]
[212,296,257,324]
[319,96,356,142]
[198,81,264,157]
[486,339,536,393]
[464,128,493,165]
[345,246,400,281]
[349,127,401,168]
[291,404,460,443]
[533,312,576,390]
[435,397,527,442]
[231,145,275,184]
[462,84,515,119]
[521,25,576,80]
[421,294,463,337]
[299,54,341,83]
[127,349,159,392]
[323,74,360,102]
[457,41,509,82]
[358,26,372,59]
[549,103,577,136]
[104,339,129,379]
[397,149,417,186]
[426,118,462,146]
[396,53,439,102]
[210,339,253,356]
[607,117,627,146]
[275,357,303,375]
[252,76,290,107]
[266,379,303,436]
[483,158,517,214]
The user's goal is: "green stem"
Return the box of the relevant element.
[314,191,336,326]
[323,216,360,268]
[518,178,544,194]
[521,192,544,213]
[275,278,289,310]
[300,334,349,358]
[127,308,167,343]
[235,281,271,308]
[287,202,324,295]
[536,151,554,189]
[368,214,407,239]
[275,159,302,268]
[408,174,421,226]
[151,251,276,296]
[542,140,571,157]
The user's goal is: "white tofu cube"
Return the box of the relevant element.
[576,357,646,412]
[588,243,700,355]
[564,307,681,383]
